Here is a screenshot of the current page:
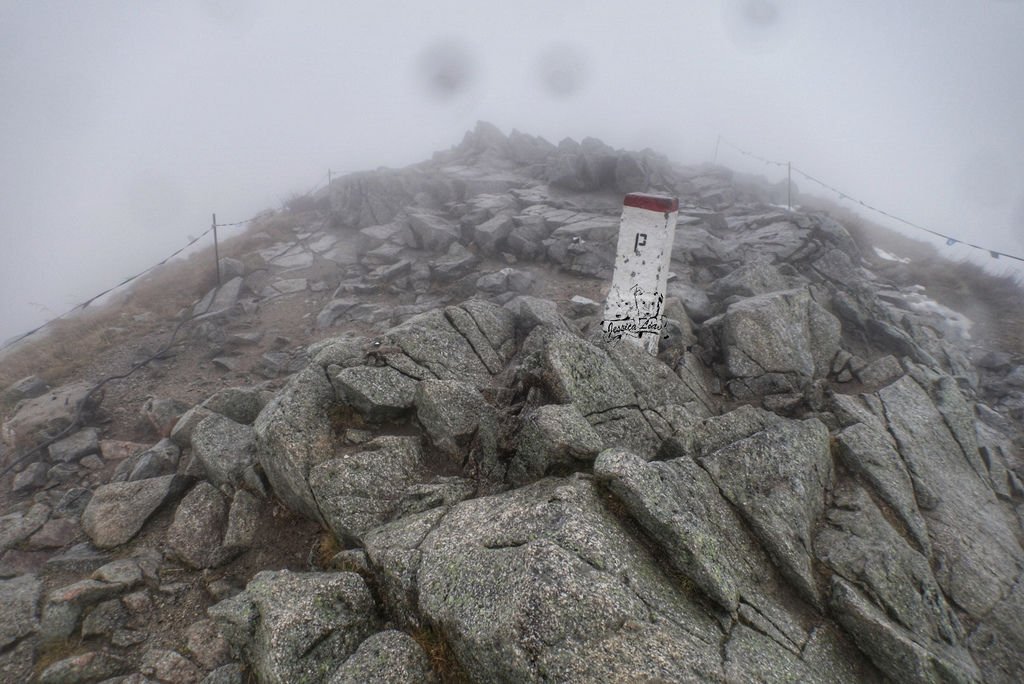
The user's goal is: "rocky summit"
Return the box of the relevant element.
[1,122,1023,683]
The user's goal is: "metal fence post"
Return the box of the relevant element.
[212,213,221,286]
[787,162,792,210]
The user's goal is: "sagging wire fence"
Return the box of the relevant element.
[0,167,339,475]
[714,134,1024,264]
[0,169,337,355]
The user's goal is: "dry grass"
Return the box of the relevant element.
[0,208,309,401]
[0,305,133,402]
[312,530,343,569]
[412,626,471,683]
[801,195,1024,355]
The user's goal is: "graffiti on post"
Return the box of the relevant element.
[602,283,665,342]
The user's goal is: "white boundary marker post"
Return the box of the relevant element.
[601,193,679,354]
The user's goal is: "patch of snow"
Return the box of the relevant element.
[904,291,973,342]
[873,247,911,264]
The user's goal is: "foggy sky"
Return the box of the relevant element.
[2,0,1023,344]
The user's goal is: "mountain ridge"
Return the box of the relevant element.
[1,123,1022,683]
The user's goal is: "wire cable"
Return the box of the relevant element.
[718,135,1024,263]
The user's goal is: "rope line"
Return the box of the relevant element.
[0,226,215,354]
[0,309,201,479]
[718,136,1024,263]
[2,169,337,354]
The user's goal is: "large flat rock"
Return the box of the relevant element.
[81,475,189,549]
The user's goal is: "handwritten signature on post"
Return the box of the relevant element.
[601,284,664,342]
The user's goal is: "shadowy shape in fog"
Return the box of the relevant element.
[416,39,476,99]
[722,0,796,53]
[536,43,587,98]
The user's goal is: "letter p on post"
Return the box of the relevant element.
[602,193,679,354]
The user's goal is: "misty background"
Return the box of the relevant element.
[2,0,1023,345]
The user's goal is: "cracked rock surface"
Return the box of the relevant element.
[2,122,1024,682]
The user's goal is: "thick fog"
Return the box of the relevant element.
[2,0,1023,344]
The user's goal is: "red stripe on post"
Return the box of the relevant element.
[623,193,679,213]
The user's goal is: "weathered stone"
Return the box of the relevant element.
[92,558,144,587]
[667,281,714,322]
[208,570,379,684]
[406,212,460,252]
[708,259,789,300]
[0,503,49,552]
[504,295,572,334]
[26,518,79,549]
[128,439,180,481]
[366,259,412,284]
[194,275,244,316]
[385,309,493,386]
[81,598,127,638]
[0,631,36,682]
[605,337,714,424]
[81,475,189,549]
[121,589,153,620]
[428,243,480,282]
[140,648,202,684]
[360,509,444,629]
[417,477,726,682]
[509,404,603,485]
[506,215,550,259]
[167,482,234,569]
[437,307,500,376]
[473,214,515,255]
[1,382,101,450]
[835,421,930,552]
[308,436,423,542]
[201,387,271,425]
[3,375,49,403]
[38,651,128,684]
[414,380,497,468]
[42,543,108,575]
[12,461,47,492]
[816,483,963,651]
[218,256,246,280]
[696,416,832,607]
[855,355,904,386]
[396,478,476,518]
[141,396,190,437]
[316,297,358,329]
[46,462,78,485]
[47,427,100,463]
[595,447,753,613]
[587,406,662,460]
[878,375,1022,620]
[567,295,601,317]
[328,630,436,684]
[723,620,876,684]
[331,366,418,422]
[262,278,308,297]
[79,454,103,470]
[166,409,212,452]
[186,618,232,670]
[0,574,41,647]
[40,575,130,642]
[829,577,980,684]
[701,288,839,391]
[614,153,648,193]
[191,414,257,489]
[222,489,260,552]
[967,572,1024,682]
[254,365,337,525]
[200,664,244,684]
[534,328,635,417]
